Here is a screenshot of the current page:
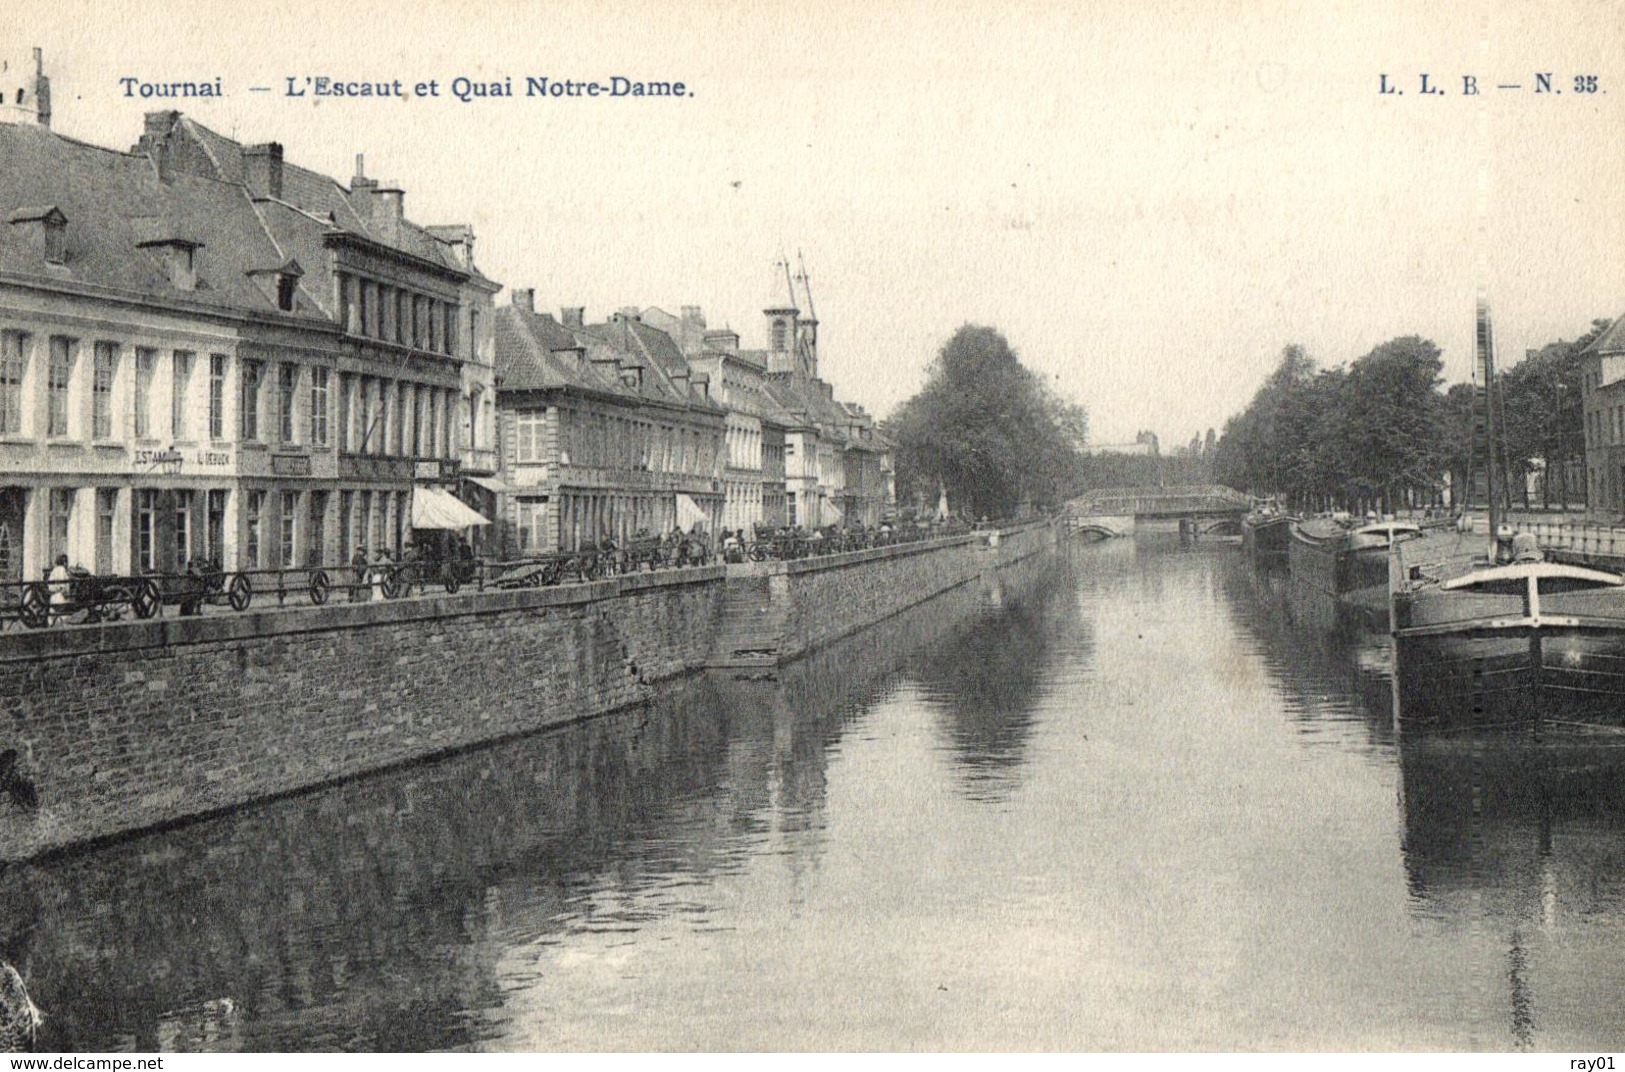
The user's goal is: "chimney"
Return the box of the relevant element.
[561,307,584,328]
[616,306,641,322]
[373,184,404,243]
[350,154,378,218]
[511,288,535,313]
[243,142,284,199]
[132,110,180,181]
[703,328,738,355]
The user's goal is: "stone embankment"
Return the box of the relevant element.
[0,519,1059,860]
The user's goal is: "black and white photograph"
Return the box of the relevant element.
[0,0,1622,1056]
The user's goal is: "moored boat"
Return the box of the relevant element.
[1392,559,1625,737]
[1388,299,1625,740]
[1241,510,1296,555]
[1290,516,1420,599]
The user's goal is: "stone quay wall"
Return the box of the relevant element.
[0,519,1060,860]
[0,566,725,861]
[771,517,1058,659]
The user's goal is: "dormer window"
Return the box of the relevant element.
[137,237,204,291]
[7,205,68,265]
[247,258,304,314]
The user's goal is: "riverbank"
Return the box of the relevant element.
[0,519,1059,861]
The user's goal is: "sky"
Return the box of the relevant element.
[8,0,1623,444]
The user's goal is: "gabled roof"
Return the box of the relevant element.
[1582,315,1625,357]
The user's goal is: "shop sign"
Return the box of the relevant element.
[271,453,313,477]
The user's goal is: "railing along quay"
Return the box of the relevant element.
[0,520,983,634]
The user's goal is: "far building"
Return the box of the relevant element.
[493,293,726,553]
[1580,314,1625,518]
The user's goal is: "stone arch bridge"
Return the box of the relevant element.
[1064,485,1251,534]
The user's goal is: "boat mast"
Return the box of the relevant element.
[1478,298,1501,560]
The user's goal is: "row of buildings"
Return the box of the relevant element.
[0,50,891,583]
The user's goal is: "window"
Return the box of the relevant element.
[172,351,193,439]
[310,367,330,446]
[338,273,354,333]
[136,489,159,571]
[174,490,193,569]
[339,373,355,451]
[92,342,116,440]
[206,490,226,565]
[337,490,352,561]
[409,387,423,457]
[276,274,297,311]
[208,354,226,440]
[245,490,265,567]
[516,497,547,552]
[241,359,263,441]
[396,290,408,345]
[281,491,298,568]
[48,489,73,563]
[516,410,545,462]
[47,336,74,437]
[468,308,479,361]
[358,280,371,337]
[133,348,156,438]
[0,331,25,435]
[96,489,116,574]
[278,363,298,443]
[307,491,327,566]
[446,302,459,356]
[357,490,373,549]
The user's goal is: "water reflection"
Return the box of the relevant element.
[909,550,1089,801]
[0,548,1064,1052]
[1397,744,1625,1049]
[1220,554,1396,748]
[7,540,1625,1051]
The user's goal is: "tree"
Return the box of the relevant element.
[1497,319,1609,508]
[883,325,1089,517]
[1335,336,1446,513]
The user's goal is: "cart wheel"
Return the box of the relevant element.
[309,570,330,606]
[228,572,253,612]
[19,583,49,629]
[381,571,402,600]
[541,562,563,587]
[443,569,460,596]
[132,578,160,619]
[583,557,601,581]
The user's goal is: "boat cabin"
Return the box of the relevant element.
[1347,522,1421,551]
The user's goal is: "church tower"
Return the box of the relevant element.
[793,252,819,379]
[763,256,801,374]
[0,49,51,128]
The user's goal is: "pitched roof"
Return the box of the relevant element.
[1582,315,1625,357]
[0,121,325,321]
[495,305,615,393]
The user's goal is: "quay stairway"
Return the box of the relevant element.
[707,574,788,671]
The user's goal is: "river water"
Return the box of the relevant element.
[6,535,1625,1051]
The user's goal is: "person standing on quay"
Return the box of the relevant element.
[47,554,71,624]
